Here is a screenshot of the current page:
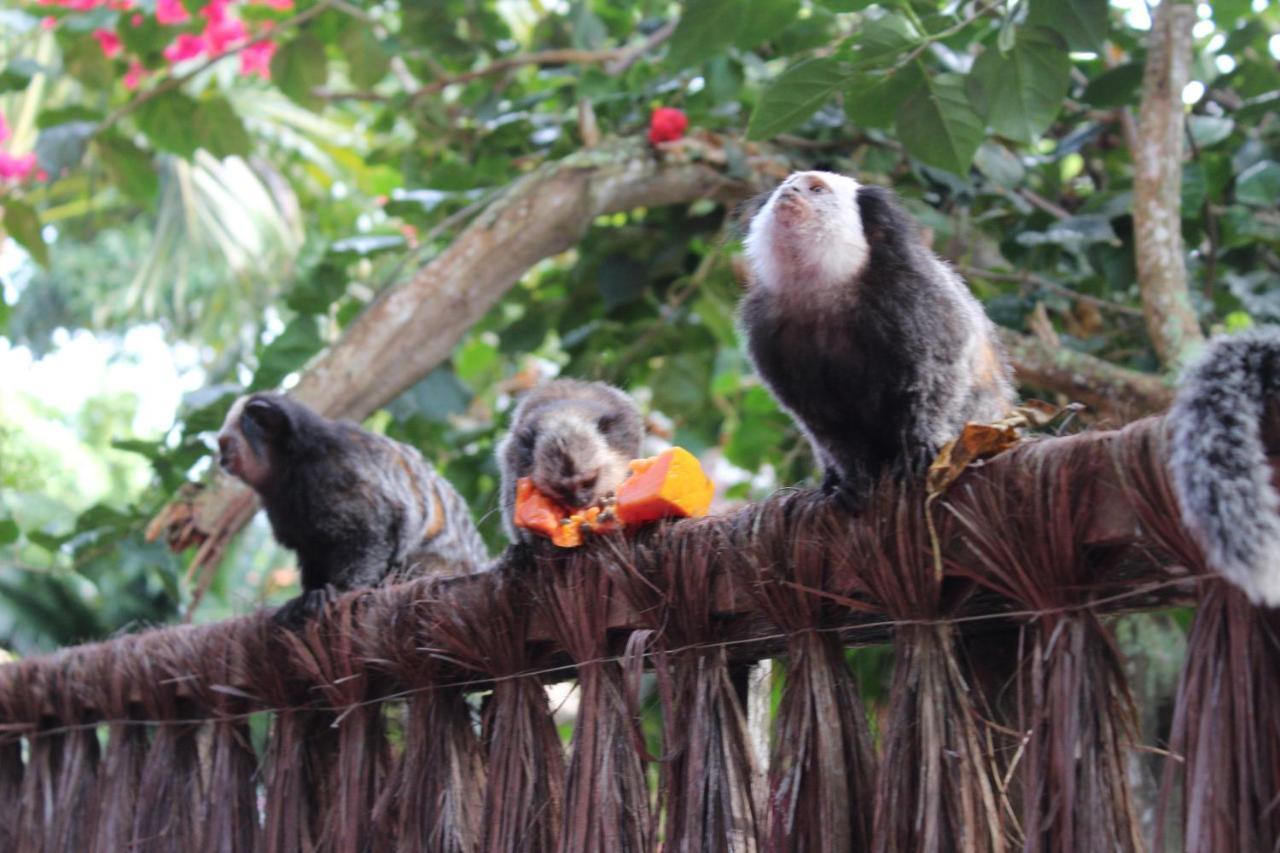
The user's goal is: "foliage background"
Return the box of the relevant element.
[0,0,1275,667]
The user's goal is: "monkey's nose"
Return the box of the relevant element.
[217,436,236,470]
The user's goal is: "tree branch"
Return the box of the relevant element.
[997,328,1174,420]
[1132,1,1204,368]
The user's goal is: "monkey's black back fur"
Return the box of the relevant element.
[741,185,1008,502]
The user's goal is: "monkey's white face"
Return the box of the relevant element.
[530,410,632,510]
[745,171,869,294]
[216,395,274,489]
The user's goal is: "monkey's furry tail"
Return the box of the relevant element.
[1169,326,1280,606]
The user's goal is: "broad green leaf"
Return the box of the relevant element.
[0,519,17,546]
[815,0,877,9]
[736,0,802,50]
[271,33,328,111]
[251,316,324,390]
[0,59,47,93]
[1182,162,1207,213]
[286,260,347,315]
[896,72,984,174]
[36,105,103,128]
[1187,115,1235,148]
[844,63,922,129]
[851,12,920,65]
[973,141,1026,188]
[1081,62,1143,108]
[748,57,852,140]
[340,26,390,89]
[1026,0,1108,52]
[95,133,158,203]
[193,97,251,158]
[967,28,1070,144]
[667,0,741,69]
[1236,161,1280,207]
[2,200,48,267]
[136,91,200,157]
[60,34,112,89]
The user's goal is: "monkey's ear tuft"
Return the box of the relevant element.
[243,396,292,439]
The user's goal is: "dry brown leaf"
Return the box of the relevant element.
[927,400,1083,496]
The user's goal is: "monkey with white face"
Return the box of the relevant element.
[496,379,644,544]
[217,393,489,625]
[740,171,1014,505]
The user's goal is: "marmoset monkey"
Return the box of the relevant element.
[741,171,1015,505]
[495,379,644,543]
[217,393,488,625]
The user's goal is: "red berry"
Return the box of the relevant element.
[648,107,688,144]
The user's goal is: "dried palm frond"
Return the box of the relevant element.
[608,519,762,853]
[85,636,149,853]
[730,490,876,850]
[948,438,1142,853]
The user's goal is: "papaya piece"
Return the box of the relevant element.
[514,477,570,540]
[615,447,714,525]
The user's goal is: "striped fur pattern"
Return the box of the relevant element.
[218,393,488,623]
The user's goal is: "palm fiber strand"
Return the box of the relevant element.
[247,612,340,853]
[948,436,1143,853]
[129,629,206,853]
[1113,418,1280,852]
[428,566,565,853]
[730,490,876,852]
[361,578,486,853]
[840,484,1011,853]
[527,546,651,853]
[286,594,391,853]
[85,635,149,853]
[608,520,761,853]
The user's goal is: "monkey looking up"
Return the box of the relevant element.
[740,171,1015,506]
[217,393,489,625]
[496,379,644,544]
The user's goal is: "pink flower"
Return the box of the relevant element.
[123,60,146,90]
[93,28,123,59]
[108,0,133,8]
[0,112,9,145]
[40,16,57,29]
[239,39,276,78]
[130,12,142,25]
[0,153,37,182]
[35,168,48,182]
[163,33,206,63]
[253,0,293,8]
[155,0,189,25]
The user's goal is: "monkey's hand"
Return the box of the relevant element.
[271,586,336,630]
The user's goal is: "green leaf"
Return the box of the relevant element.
[896,71,984,174]
[748,57,852,140]
[2,200,48,267]
[0,59,48,93]
[1236,161,1280,208]
[286,260,347,315]
[844,63,922,129]
[95,133,158,203]
[271,32,328,111]
[339,26,390,89]
[1026,0,1108,52]
[967,27,1070,144]
[135,91,200,157]
[193,96,251,158]
[668,0,742,69]
[251,315,325,390]
[36,105,103,128]
[815,0,876,9]
[60,34,112,90]
[851,12,920,65]
[1187,115,1235,148]
[1081,62,1143,108]
[0,519,18,546]
[736,0,802,51]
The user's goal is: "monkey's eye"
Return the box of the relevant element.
[516,429,536,451]
[597,415,617,433]
[808,182,826,194]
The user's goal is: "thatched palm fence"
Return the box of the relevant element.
[1,414,1277,852]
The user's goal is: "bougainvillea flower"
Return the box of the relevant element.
[123,60,147,90]
[163,33,206,63]
[93,28,123,59]
[253,0,294,8]
[239,39,276,79]
[155,0,189,25]
[0,153,37,181]
[0,111,9,145]
[648,107,688,144]
[40,16,56,29]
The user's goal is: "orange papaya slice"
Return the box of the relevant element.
[614,447,714,525]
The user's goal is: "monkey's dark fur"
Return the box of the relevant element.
[741,172,1013,504]
[496,379,644,543]
[217,393,488,625]
[1168,327,1280,606]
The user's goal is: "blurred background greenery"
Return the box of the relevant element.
[0,0,1274,667]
